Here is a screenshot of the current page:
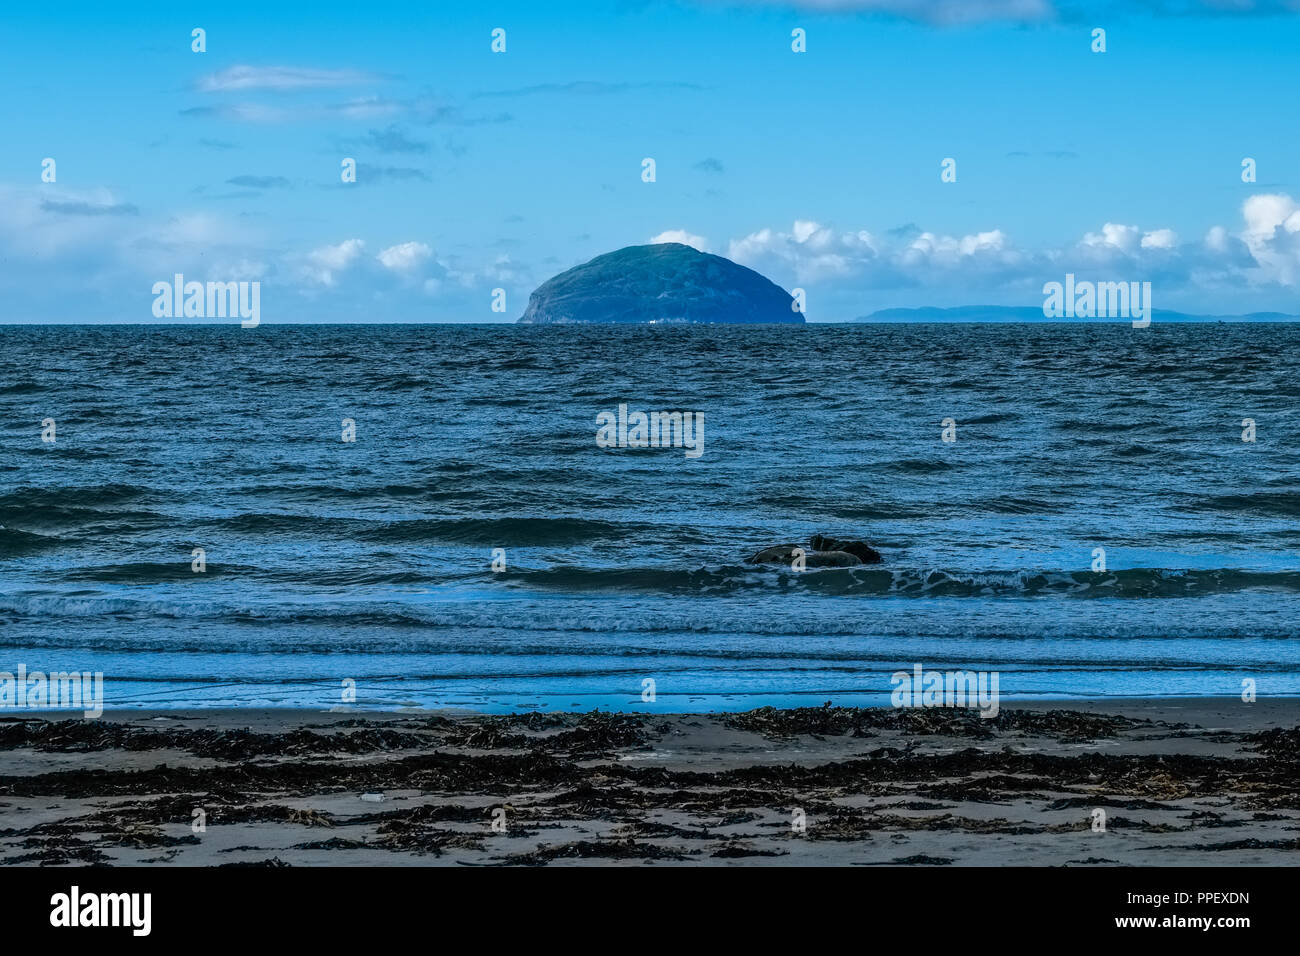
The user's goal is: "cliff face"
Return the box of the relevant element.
[517,243,804,324]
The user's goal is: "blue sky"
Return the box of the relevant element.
[2,0,1299,322]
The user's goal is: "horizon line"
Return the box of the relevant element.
[6,317,1300,327]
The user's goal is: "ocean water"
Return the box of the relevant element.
[2,322,1298,711]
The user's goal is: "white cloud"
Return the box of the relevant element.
[905,228,1007,263]
[215,258,268,281]
[715,212,1271,317]
[303,239,365,286]
[1241,193,1300,244]
[1140,228,1177,250]
[197,66,381,93]
[791,220,831,245]
[377,241,432,273]
[152,213,250,250]
[727,227,773,263]
[842,230,879,253]
[332,97,406,120]
[181,98,407,124]
[1239,193,1300,285]
[481,254,526,282]
[729,219,1015,286]
[1081,222,1140,253]
[0,187,133,259]
[728,221,868,281]
[650,230,709,252]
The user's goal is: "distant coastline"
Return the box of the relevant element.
[5,312,1300,326]
[844,305,1300,324]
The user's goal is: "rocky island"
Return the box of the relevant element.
[517,242,804,324]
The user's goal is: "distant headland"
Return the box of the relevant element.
[517,243,804,324]
[852,305,1300,323]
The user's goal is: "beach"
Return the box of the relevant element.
[2,697,1296,866]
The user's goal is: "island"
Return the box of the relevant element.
[517,242,804,324]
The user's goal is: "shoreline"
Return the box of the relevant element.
[2,697,1296,866]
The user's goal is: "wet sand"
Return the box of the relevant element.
[1,698,1297,866]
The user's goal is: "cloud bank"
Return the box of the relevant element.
[653,193,1300,316]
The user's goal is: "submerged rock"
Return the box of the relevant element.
[745,534,883,568]
[746,544,802,565]
[517,242,804,324]
[809,534,883,565]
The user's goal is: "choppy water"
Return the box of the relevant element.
[2,323,1298,711]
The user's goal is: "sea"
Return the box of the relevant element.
[2,322,1298,711]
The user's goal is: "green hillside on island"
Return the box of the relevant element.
[517,243,804,324]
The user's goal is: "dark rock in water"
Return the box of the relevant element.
[746,534,883,568]
[809,534,883,565]
[517,242,804,324]
[745,544,802,565]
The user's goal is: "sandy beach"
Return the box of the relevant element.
[1,698,1296,866]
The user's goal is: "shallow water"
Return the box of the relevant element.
[2,322,1298,710]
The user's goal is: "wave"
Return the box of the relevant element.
[0,484,168,530]
[0,379,48,395]
[5,567,1297,623]
[884,458,954,474]
[1,595,1295,650]
[58,562,262,583]
[507,565,1300,598]
[0,483,148,510]
[195,513,680,546]
[353,515,676,546]
[54,564,438,586]
[0,526,64,555]
[1194,493,1300,517]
